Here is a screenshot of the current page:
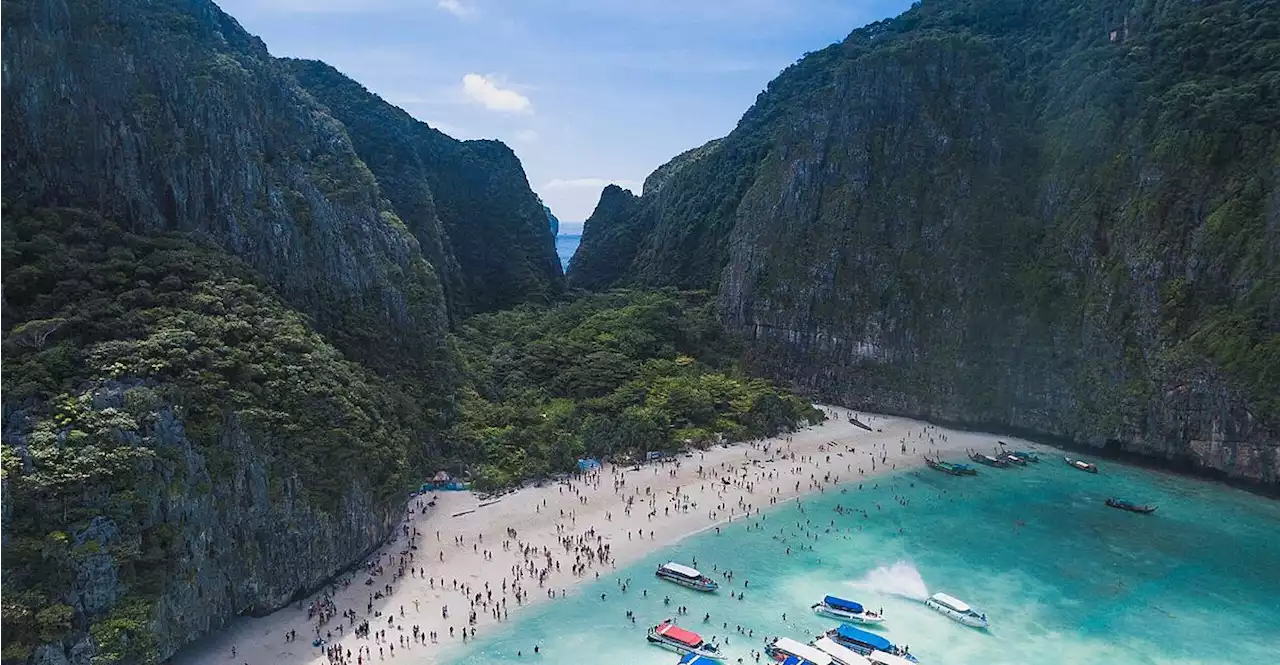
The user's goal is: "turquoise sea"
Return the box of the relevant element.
[449,455,1280,664]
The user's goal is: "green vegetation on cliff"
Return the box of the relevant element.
[448,291,823,489]
[1,207,442,662]
[569,0,1279,481]
[0,209,815,663]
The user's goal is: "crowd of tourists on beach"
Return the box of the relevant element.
[219,410,967,664]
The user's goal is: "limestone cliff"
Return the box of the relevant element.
[0,0,553,663]
[284,59,564,318]
[569,0,1280,484]
[2,0,449,377]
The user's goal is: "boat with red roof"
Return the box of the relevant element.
[647,619,724,660]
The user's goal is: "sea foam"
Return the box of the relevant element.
[848,560,930,601]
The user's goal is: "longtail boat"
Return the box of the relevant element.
[1064,456,1098,473]
[924,456,977,476]
[1105,498,1157,514]
[969,451,1010,468]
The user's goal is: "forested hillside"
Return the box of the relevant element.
[570,0,1280,483]
[448,291,823,488]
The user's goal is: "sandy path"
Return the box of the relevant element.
[174,407,1041,665]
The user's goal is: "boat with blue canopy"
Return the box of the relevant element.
[823,624,918,663]
[811,595,885,625]
[679,654,722,665]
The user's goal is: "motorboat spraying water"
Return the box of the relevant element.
[811,595,885,625]
[647,620,723,660]
[924,592,989,629]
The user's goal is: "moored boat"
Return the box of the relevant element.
[924,456,977,476]
[864,651,919,665]
[998,443,1040,463]
[1001,453,1027,466]
[648,620,723,660]
[679,654,722,665]
[811,596,885,625]
[924,592,988,629]
[655,562,719,592]
[1105,498,1157,514]
[823,624,918,662]
[812,636,872,665]
[969,451,1011,468]
[1064,456,1098,473]
[765,636,833,665]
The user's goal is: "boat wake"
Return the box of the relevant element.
[848,561,930,601]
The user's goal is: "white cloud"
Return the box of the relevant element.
[436,0,472,17]
[543,177,642,191]
[461,74,531,113]
[512,129,539,143]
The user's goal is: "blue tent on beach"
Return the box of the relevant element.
[577,458,601,472]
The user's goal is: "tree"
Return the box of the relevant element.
[8,318,66,349]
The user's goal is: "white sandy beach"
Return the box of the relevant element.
[175,407,1049,665]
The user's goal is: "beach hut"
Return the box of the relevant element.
[422,471,468,491]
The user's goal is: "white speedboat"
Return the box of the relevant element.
[655,562,719,592]
[812,636,872,665]
[648,620,723,660]
[812,595,885,625]
[924,592,988,628]
[865,651,919,665]
[765,636,833,665]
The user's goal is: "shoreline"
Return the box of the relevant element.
[173,407,1049,665]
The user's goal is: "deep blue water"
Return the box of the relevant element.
[556,234,580,270]
[556,221,583,270]
[449,456,1280,664]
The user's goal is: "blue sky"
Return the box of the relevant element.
[218,0,914,221]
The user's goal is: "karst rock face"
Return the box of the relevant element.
[570,0,1279,484]
[1,0,560,662]
[284,58,564,320]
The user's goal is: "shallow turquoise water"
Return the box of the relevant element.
[449,456,1280,664]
